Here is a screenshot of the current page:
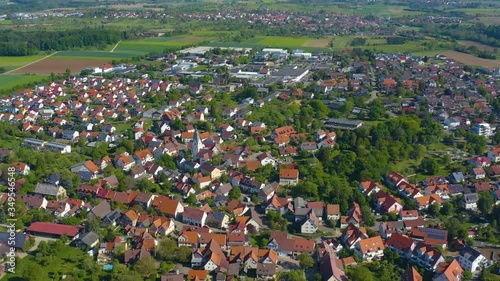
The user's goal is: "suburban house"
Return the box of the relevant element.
[326,204,340,221]
[182,207,208,227]
[133,149,155,165]
[300,210,320,234]
[354,236,385,261]
[487,146,500,163]
[279,168,299,186]
[12,162,30,175]
[114,152,136,171]
[70,160,100,179]
[461,193,479,211]
[434,259,463,281]
[458,246,489,273]
[358,179,382,196]
[34,183,67,200]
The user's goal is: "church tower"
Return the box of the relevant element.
[192,129,202,159]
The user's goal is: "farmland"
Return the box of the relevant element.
[11,58,111,75]
[0,74,48,91]
[52,51,137,60]
[437,50,500,68]
[0,55,47,71]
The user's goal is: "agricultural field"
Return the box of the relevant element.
[438,50,500,67]
[11,58,111,75]
[0,55,46,71]
[458,40,498,53]
[114,36,212,54]
[0,74,48,91]
[52,51,137,60]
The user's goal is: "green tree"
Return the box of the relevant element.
[185,193,197,206]
[297,253,314,269]
[428,202,441,217]
[462,270,472,281]
[228,186,242,200]
[348,265,374,281]
[22,263,44,281]
[134,256,157,278]
[420,158,440,175]
[478,192,495,215]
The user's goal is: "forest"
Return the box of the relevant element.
[421,23,500,48]
[0,29,136,56]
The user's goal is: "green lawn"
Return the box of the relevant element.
[0,55,46,71]
[0,74,48,91]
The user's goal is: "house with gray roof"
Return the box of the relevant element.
[34,183,67,200]
[75,231,100,249]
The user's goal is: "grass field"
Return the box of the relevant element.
[0,74,48,90]
[52,51,137,59]
[0,55,46,71]
[114,36,211,54]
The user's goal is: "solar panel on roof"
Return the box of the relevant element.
[427,234,446,240]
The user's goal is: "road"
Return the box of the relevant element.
[2,52,60,75]
[110,41,122,53]
[365,90,378,104]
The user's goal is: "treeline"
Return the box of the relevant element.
[386,36,408,45]
[453,44,496,60]
[421,23,500,48]
[351,37,367,46]
[0,29,135,56]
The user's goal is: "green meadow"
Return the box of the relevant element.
[0,55,46,71]
[0,74,48,91]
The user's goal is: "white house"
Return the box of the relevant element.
[462,193,479,211]
[458,246,489,273]
[354,236,385,262]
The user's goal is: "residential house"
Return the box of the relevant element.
[401,267,423,281]
[411,243,445,271]
[34,183,67,200]
[386,233,415,259]
[471,167,486,179]
[487,146,500,163]
[183,207,207,227]
[301,210,320,234]
[279,168,299,186]
[458,246,489,273]
[75,231,100,249]
[12,162,30,175]
[134,149,155,166]
[434,259,463,281]
[326,204,340,221]
[461,193,479,211]
[70,160,100,179]
[354,236,385,262]
[318,241,348,281]
[358,179,382,196]
[114,152,136,171]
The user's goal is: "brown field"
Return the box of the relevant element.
[438,51,500,67]
[303,38,330,48]
[479,16,500,25]
[12,58,110,75]
[458,40,497,53]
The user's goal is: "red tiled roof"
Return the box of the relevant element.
[27,222,80,237]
